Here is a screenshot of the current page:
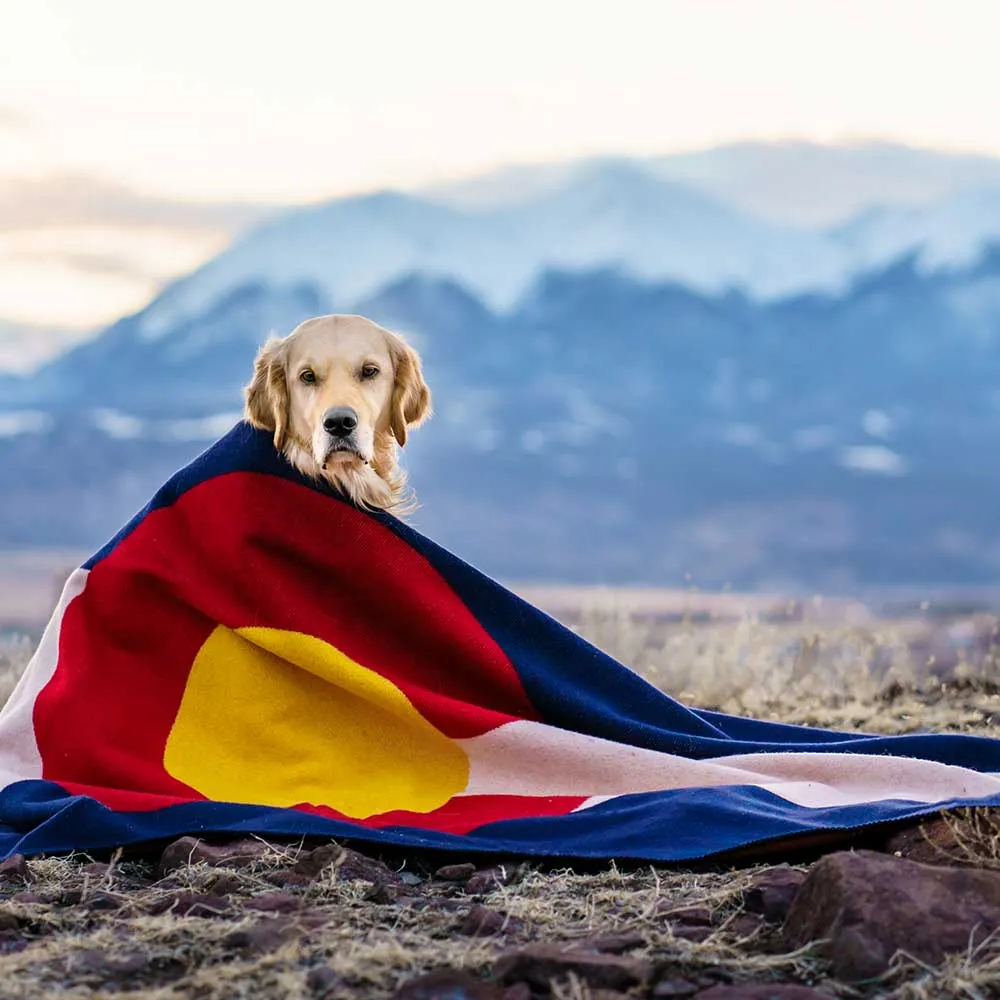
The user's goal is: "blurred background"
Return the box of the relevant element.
[4,0,1000,641]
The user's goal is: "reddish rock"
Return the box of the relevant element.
[883,812,1000,868]
[501,985,532,1000]
[158,836,274,875]
[435,862,477,882]
[206,872,245,896]
[81,890,128,912]
[651,980,699,998]
[306,965,341,996]
[465,866,513,895]
[663,904,715,926]
[146,891,232,918]
[293,844,398,885]
[459,904,518,937]
[79,862,112,878]
[245,891,302,914]
[394,969,505,999]
[695,986,831,1000]
[726,914,767,939]
[0,855,31,885]
[584,930,647,953]
[222,918,293,954]
[0,933,27,955]
[264,870,313,889]
[742,867,806,923]
[364,881,402,905]
[493,944,652,991]
[784,849,1000,980]
[671,924,714,943]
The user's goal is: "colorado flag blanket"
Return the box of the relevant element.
[2,422,1000,863]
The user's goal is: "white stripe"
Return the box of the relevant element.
[0,568,89,790]
[457,719,1000,811]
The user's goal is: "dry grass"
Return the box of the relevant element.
[2,600,1000,997]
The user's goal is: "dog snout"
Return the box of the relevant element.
[322,406,359,438]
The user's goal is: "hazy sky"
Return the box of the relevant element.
[2,0,1000,337]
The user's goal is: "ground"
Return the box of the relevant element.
[1,599,1000,999]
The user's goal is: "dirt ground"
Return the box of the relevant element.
[1,601,1000,998]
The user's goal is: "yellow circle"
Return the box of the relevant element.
[163,626,470,818]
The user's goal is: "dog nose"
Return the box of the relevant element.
[322,407,358,438]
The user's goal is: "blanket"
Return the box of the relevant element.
[1,422,999,863]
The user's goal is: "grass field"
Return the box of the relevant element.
[1,597,1000,998]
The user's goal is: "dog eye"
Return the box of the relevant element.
[360,364,380,380]
[299,369,317,385]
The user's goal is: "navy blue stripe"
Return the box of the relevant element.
[1,779,999,862]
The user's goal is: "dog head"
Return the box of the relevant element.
[244,314,431,512]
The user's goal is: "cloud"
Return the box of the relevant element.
[10,248,166,283]
[0,107,30,133]
[0,174,277,234]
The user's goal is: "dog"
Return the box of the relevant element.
[244,314,431,513]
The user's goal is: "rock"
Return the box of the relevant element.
[0,933,27,955]
[695,986,831,999]
[306,965,341,996]
[81,890,127,912]
[493,944,652,991]
[784,849,1000,981]
[79,862,112,878]
[465,866,512,895]
[742,867,806,923]
[501,985,532,1000]
[583,930,647,953]
[435,862,477,882]
[459,904,518,937]
[0,855,31,885]
[245,891,302,914]
[146,891,232,918]
[671,925,714,943]
[364,881,403,905]
[726,914,766,939]
[158,836,274,875]
[206,872,245,896]
[884,812,999,868]
[264,869,313,889]
[662,904,715,926]
[293,844,398,885]
[394,969,505,999]
[222,918,292,954]
[651,980,699,998]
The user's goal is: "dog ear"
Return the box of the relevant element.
[389,339,431,447]
[244,337,289,449]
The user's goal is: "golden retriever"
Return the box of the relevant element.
[244,314,431,513]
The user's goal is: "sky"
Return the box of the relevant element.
[1,0,1000,341]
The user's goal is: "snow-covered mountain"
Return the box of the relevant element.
[56,155,1000,352]
[425,142,1000,224]
[120,162,849,339]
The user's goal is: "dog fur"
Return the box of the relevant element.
[244,314,431,513]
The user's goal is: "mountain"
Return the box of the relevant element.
[0,319,84,374]
[4,247,1000,591]
[425,141,1000,225]
[78,163,850,330]
[12,152,994,344]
